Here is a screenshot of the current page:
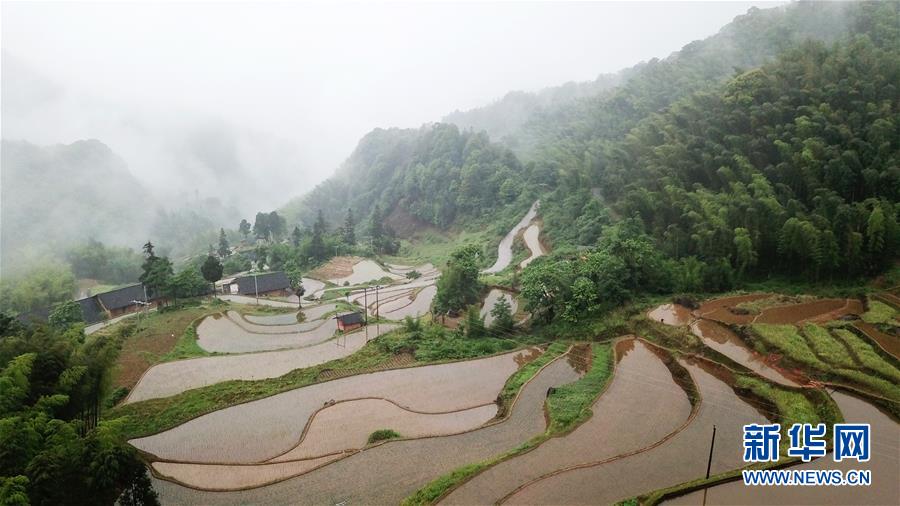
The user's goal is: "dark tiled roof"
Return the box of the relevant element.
[336,312,364,325]
[234,271,290,295]
[96,284,149,311]
[77,297,106,324]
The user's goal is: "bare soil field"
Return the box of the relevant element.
[125,324,399,403]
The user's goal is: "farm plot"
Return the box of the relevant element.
[197,313,338,353]
[443,339,693,505]
[753,298,864,324]
[501,358,768,505]
[130,349,533,463]
[328,259,404,285]
[648,303,693,326]
[146,349,582,505]
[668,392,899,505]
[381,285,437,320]
[484,200,539,274]
[518,223,545,269]
[218,294,297,308]
[125,324,400,403]
[690,319,801,386]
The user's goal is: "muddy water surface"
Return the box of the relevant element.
[152,455,341,491]
[484,200,539,274]
[649,303,693,326]
[519,223,545,269]
[690,320,800,386]
[130,350,528,463]
[504,358,768,505]
[125,324,399,404]
[444,339,692,505]
[328,259,403,285]
[668,391,899,505]
[148,350,582,505]
[197,314,338,353]
[382,285,436,320]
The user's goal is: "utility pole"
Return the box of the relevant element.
[375,285,381,335]
[254,273,259,305]
[705,425,717,479]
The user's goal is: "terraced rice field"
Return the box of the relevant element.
[690,319,801,386]
[197,313,338,353]
[648,303,693,326]
[230,310,329,334]
[124,324,400,403]
[443,339,693,505]
[242,311,301,326]
[482,289,518,326]
[854,322,900,359]
[501,357,768,505]
[131,349,534,464]
[484,200,539,274]
[381,285,437,320]
[146,349,582,504]
[667,392,899,505]
[328,259,404,285]
[218,294,297,308]
[518,223,545,269]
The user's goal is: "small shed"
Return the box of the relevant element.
[335,312,365,332]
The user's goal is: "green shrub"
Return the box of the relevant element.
[801,324,855,368]
[862,300,897,325]
[367,429,401,444]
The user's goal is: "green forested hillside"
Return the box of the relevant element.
[282,124,536,232]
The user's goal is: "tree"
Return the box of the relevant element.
[434,245,482,314]
[253,212,270,241]
[463,305,485,338]
[238,219,252,241]
[171,267,207,300]
[49,301,84,329]
[284,260,305,308]
[268,211,287,240]
[217,228,230,258]
[310,210,327,261]
[733,227,757,277]
[291,226,302,247]
[342,208,356,246]
[489,295,514,333]
[139,249,173,303]
[200,255,224,296]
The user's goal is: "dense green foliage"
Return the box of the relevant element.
[66,240,143,285]
[434,245,483,315]
[0,322,157,505]
[0,263,75,317]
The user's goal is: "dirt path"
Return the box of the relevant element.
[501,358,767,505]
[443,339,692,505]
[147,351,582,505]
[124,324,399,404]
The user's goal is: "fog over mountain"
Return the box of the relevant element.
[1,1,777,274]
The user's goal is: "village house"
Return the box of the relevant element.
[334,312,365,332]
[76,283,160,324]
[220,271,291,297]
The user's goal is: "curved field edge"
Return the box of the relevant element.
[619,377,844,506]
[111,333,547,441]
[401,340,616,506]
[143,345,575,492]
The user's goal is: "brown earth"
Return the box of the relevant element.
[754,298,863,324]
[385,205,437,238]
[854,322,900,360]
[306,256,363,281]
[696,293,770,324]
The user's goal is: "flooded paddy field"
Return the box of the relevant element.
[131,350,533,464]
[125,324,400,403]
[443,339,693,505]
[484,200,539,274]
[147,350,582,504]
[482,289,518,326]
[502,358,768,505]
[648,303,693,326]
[328,259,404,285]
[218,294,298,308]
[518,223,545,269]
[197,313,338,353]
[690,319,801,386]
[668,392,899,505]
[241,311,302,326]
[230,310,329,334]
[381,285,437,320]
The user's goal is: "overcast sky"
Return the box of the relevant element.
[2,0,782,208]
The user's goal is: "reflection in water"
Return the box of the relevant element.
[649,304,693,326]
[690,320,800,386]
[513,347,542,367]
[566,344,592,374]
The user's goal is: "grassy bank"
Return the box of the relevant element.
[403,342,615,506]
